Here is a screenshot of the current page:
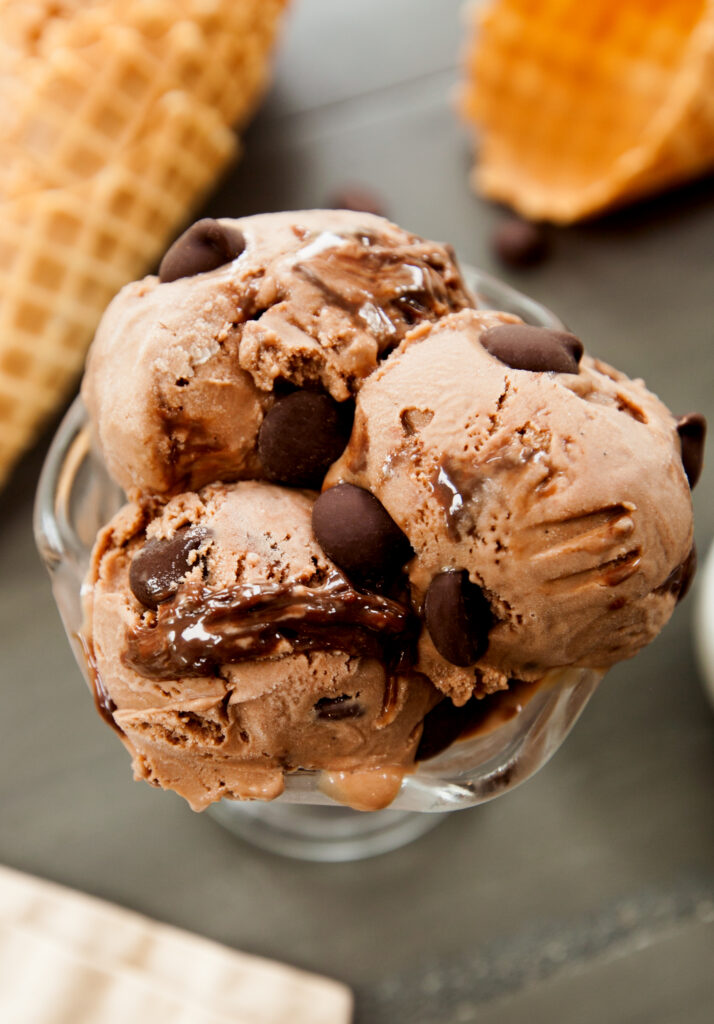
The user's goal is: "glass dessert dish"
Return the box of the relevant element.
[34,268,603,861]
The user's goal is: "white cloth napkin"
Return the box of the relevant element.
[0,866,352,1024]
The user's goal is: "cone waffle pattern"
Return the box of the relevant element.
[463,0,714,223]
[0,0,288,486]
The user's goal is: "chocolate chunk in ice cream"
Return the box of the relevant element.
[312,483,413,587]
[480,323,583,374]
[258,390,353,487]
[159,218,245,283]
[129,526,205,608]
[424,570,493,667]
[676,413,706,488]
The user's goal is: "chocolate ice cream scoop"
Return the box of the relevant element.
[82,210,473,498]
[324,309,697,704]
[83,482,437,810]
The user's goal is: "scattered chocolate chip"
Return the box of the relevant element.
[314,694,364,720]
[676,413,706,488]
[329,186,386,217]
[480,323,583,375]
[312,483,413,587]
[258,391,354,488]
[129,527,205,608]
[159,219,245,283]
[492,217,549,269]
[424,569,492,667]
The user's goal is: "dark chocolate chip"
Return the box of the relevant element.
[312,483,413,586]
[480,324,583,374]
[676,413,706,488]
[159,219,245,283]
[329,186,386,217]
[129,527,205,608]
[492,217,549,269]
[258,391,354,488]
[424,569,492,667]
[314,694,364,720]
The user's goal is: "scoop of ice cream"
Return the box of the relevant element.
[322,309,697,703]
[82,211,473,499]
[82,481,437,810]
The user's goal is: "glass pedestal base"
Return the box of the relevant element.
[209,800,442,862]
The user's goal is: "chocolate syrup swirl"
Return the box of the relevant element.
[78,632,124,737]
[124,571,415,681]
[294,231,468,352]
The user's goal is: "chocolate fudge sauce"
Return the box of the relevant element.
[294,231,468,353]
[125,570,414,680]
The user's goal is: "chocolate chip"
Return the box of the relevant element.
[314,694,364,720]
[159,219,245,283]
[129,527,205,608]
[676,413,706,488]
[424,569,492,667]
[329,186,386,217]
[492,218,549,269]
[258,391,354,488]
[312,483,413,586]
[480,324,583,374]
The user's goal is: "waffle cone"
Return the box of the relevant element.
[462,0,714,223]
[0,0,288,486]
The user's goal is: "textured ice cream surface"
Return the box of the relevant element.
[324,309,696,704]
[82,481,438,810]
[82,210,473,499]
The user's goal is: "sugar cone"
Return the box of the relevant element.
[0,0,288,486]
[462,0,714,224]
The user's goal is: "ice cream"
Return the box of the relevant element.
[322,310,699,703]
[78,210,704,811]
[85,482,436,810]
[82,210,472,498]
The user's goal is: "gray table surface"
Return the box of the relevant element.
[2,3,713,1021]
